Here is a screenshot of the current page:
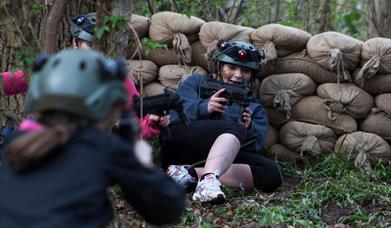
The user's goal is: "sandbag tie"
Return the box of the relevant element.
[173,33,192,65]
[323,99,346,121]
[355,149,373,172]
[263,41,278,63]
[329,49,351,84]
[300,135,321,156]
[273,89,300,119]
[356,55,381,87]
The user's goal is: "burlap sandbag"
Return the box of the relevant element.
[149,12,205,64]
[125,43,179,66]
[356,38,391,86]
[307,32,362,82]
[142,81,166,97]
[265,125,278,149]
[259,73,316,117]
[199,21,254,57]
[129,14,149,38]
[352,69,391,95]
[259,50,346,84]
[190,41,209,71]
[159,65,207,90]
[361,112,391,142]
[250,23,311,62]
[253,78,261,99]
[266,107,290,127]
[316,83,374,119]
[280,121,337,156]
[127,60,158,85]
[335,132,391,171]
[267,144,309,167]
[292,96,357,135]
[144,47,180,66]
[375,93,391,115]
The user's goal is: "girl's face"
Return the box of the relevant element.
[72,38,92,50]
[220,63,252,84]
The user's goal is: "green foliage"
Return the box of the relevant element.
[94,15,127,39]
[133,0,368,39]
[176,155,390,227]
[141,37,168,55]
[15,47,35,70]
[30,3,44,16]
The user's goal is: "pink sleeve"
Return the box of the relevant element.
[139,115,160,140]
[1,70,28,95]
[18,119,44,132]
[123,75,139,110]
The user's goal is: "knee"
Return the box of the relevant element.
[252,161,284,193]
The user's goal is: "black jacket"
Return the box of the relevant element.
[0,127,185,228]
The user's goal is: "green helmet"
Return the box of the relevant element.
[27,49,128,121]
[212,40,265,73]
[70,12,96,43]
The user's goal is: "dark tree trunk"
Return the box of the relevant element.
[43,0,68,53]
[367,0,391,38]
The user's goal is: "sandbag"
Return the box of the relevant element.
[375,93,391,115]
[361,112,391,142]
[352,69,391,95]
[250,23,311,62]
[253,78,261,99]
[280,121,336,156]
[142,45,179,66]
[335,132,391,171]
[265,125,278,149]
[267,144,309,167]
[266,107,290,127]
[259,50,346,84]
[127,60,158,85]
[149,12,205,64]
[259,73,316,117]
[149,11,204,45]
[356,38,391,85]
[142,81,166,97]
[199,21,254,56]
[189,41,209,71]
[292,96,357,135]
[125,43,179,66]
[129,14,149,38]
[316,83,374,119]
[307,32,362,81]
[159,65,207,90]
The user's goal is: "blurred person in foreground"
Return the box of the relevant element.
[0,49,185,228]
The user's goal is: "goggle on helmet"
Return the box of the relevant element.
[70,13,96,43]
[212,39,265,73]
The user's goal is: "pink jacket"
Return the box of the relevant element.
[123,76,161,140]
[1,70,28,95]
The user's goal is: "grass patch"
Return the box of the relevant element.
[111,153,391,227]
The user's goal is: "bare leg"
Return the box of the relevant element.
[195,164,254,190]
[202,133,241,177]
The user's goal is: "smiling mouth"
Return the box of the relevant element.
[228,80,243,85]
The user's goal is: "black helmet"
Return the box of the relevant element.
[70,12,96,43]
[212,39,264,73]
[27,49,128,121]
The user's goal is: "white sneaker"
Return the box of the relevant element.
[166,165,196,188]
[192,173,226,204]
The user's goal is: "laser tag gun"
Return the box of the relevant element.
[200,76,255,107]
[132,89,190,140]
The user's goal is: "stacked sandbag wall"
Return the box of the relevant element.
[126,13,391,170]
